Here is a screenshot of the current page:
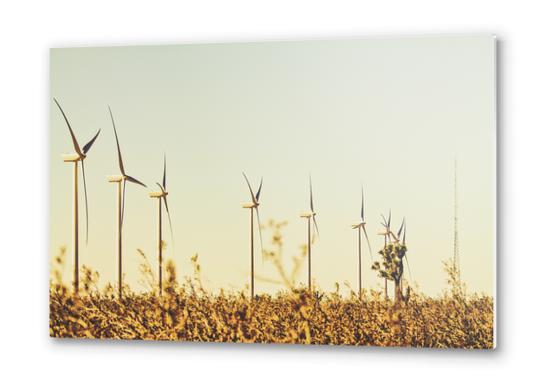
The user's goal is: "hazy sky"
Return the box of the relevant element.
[50,35,495,297]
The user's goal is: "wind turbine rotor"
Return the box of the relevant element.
[108,106,146,228]
[54,98,102,245]
[242,172,258,205]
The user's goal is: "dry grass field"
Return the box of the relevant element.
[49,245,493,348]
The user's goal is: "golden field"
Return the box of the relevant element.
[49,251,493,348]
[50,288,493,348]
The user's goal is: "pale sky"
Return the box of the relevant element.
[50,35,495,297]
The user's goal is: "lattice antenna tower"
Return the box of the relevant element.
[454,159,460,282]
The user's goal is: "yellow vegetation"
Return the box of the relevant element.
[49,226,494,348]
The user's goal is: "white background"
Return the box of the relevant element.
[0,0,536,381]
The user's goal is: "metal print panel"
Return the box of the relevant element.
[49,35,496,348]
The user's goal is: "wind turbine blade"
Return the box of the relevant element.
[125,175,147,188]
[380,214,388,228]
[163,198,175,251]
[121,179,126,228]
[401,220,411,281]
[53,98,83,156]
[81,160,89,245]
[361,188,365,220]
[405,254,413,281]
[255,206,264,260]
[108,106,125,176]
[387,210,392,229]
[362,225,373,260]
[242,172,256,204]
[255,177,263,202]
[162,195,173,231]
[156,182,174,247]
[82,129,101,154]
[309,176,314,212]
[397,217,405,239]
[312,216,320,239]
[162,155,167,190]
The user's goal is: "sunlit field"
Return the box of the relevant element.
[49,222,494,349]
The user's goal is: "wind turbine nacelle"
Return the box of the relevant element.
[149,191,167,198]
[62,153,83,162]
[300,212,313,218]
[242,202,257,209]
[352,223,362,229]
[107,175,124,183]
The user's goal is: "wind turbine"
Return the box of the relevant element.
[351,188,372,298]
[53,98,101,294]
[300,176,319,292]
[107,106,147,299]
[378,211,392,298]
[149,155,174,296]
[242,172,263,300]
[379,214,411,295]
